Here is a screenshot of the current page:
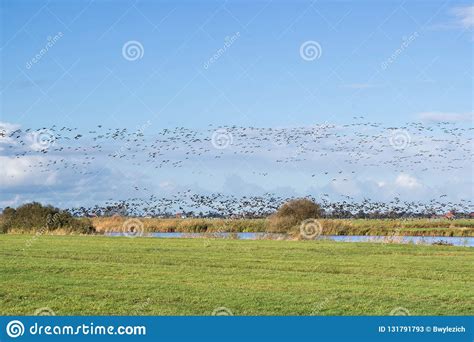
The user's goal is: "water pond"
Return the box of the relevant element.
[105,232,474,247]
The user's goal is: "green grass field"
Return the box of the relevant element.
[0,235,472,315]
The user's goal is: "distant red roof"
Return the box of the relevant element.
[444,211,455,219]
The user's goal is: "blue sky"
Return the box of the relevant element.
[0,0,473,210]
[2,0,472,128]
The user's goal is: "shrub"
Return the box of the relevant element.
[0,202,95,234]
[267,198,322,233]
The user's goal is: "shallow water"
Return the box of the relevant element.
[320,235,473,247]
[105,232,474,247]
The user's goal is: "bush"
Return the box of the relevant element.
[0,202,95,234]
[267,198,322,233]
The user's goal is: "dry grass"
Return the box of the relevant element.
[315,219,474,236]
[2,214,472,237]
[91,216,267,233]
[89,217,474,237]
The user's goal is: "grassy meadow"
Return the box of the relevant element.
[91,216,474,237]
[0,235,472,315]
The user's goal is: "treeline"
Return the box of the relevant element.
[0,202,95,234]
[1,201,472,235]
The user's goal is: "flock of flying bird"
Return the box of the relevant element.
[1,118,472,217]
[67,194,472,218]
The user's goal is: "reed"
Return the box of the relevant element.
[90,217,474,237]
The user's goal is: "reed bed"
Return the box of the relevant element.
[92,217,267,233]
[90,217,474,237]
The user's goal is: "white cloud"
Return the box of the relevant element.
[0,120,472,209]
[418,111,473,123]
[222,174,266,196]
[0,194,23,209]
[0,121,20,132]
[395,174,421,189]
[451,5,474,29]
[427,5,474,32]
[0,156,57,187]
[329,179,361,196]
[0,121,21,150]
[159,181,175,191]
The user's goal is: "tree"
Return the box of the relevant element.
[267,198,322,232]
[0,202,95,234]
